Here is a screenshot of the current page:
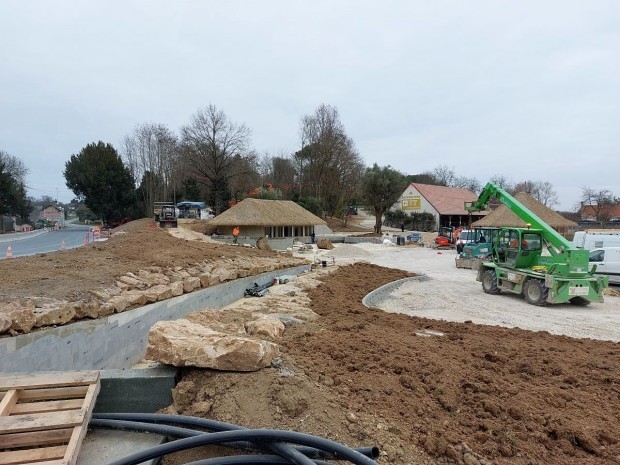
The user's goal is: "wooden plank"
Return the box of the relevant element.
[11,399,84,415]
[17,386,89,402]
[0,445,66,464]
[0,372,99,391]
[0,390,19,416]
[0,410,84,435]
[0,428,73,448]
[63,381,100,465]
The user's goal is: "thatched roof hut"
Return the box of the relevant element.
[472,192,577,233]
[207,198,326,240]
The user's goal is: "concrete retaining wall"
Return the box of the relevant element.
[0,264,311,373]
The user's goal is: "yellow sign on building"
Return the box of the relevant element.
[401,196,421,211]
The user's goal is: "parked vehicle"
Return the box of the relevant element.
[589,247,620,285]
[464,182,608,306]
[456,230,476,253]
[459,228,501,259]
[573,230,620,250]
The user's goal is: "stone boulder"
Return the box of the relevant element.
[34,302,76,327]
[183,277,201,293]
[244,315,286,339]
[169,281,184,297]
[72,299,101,319]
[0,313,12,334]
[316,238,334,250]
[0,300,36,333]
[146,319,278,371]
[256,236,272,251]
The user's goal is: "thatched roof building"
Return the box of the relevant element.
[472,192,577,234]
[208,198,326,239]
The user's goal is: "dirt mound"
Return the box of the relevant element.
[0,219,305,301]
[169,264,620,465]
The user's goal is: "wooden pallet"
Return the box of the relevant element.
[0,371,100,465]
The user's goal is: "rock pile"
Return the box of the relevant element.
[0,256,303,336]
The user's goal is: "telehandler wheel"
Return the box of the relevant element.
[523,279,548,306]
[569,296,591,306]
[481,269,500,295]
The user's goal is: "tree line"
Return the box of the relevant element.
[2,103,618,229]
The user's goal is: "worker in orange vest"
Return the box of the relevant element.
[232,226,240,244]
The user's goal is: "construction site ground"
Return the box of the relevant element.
[2,215,620,465]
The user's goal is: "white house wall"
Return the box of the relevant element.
[396,185,440,225]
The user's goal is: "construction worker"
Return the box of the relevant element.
[232,226,240,244]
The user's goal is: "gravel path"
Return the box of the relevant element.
[317,243,620,342]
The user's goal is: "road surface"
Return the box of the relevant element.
[1,225,92,258]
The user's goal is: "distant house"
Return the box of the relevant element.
[395,183,488,229]
[207,198,326,248]
[580,204,620,223]
[472,192,577,235]
[40,205,64,226]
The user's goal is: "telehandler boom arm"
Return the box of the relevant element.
[465,182,573,252]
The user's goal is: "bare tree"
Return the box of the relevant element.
[431,164,456,187]
[489,174,514,191]
[181,105,252,215]
[531,181,558,207]
[295,104,363,216]
[0,150,28,183]
[123,124,179,217]
[581,187,615,221]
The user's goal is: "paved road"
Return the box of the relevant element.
[1,225,92,258]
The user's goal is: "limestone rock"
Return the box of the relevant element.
[108,295,130,313]
[0,300,36,333]
[72,299,101,319]
[97,303,116,317]
[211,266,237,283]
[139,288,159,304]
[316,238,334,250]
[34,302,76,327]
[138,270,170,287]
[151,284,173,301]
[88,286,122,301]
[244,315,286,339]
[146,319,278,371]
[199,273,218,288]
[170,280,184,297]
[118,274,147,289]
[0,313,12,334]
[256,236,272,251]
[183,277,201,293]
[121,290,149,307]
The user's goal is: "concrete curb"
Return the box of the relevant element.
[0,264,311,373]
[0,229,47,243]
[362,275,431,308]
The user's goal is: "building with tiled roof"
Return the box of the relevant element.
[580,204,620,223]
[395,183,488,229]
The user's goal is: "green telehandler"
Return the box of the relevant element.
[465,182,608,306]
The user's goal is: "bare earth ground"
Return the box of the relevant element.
[2,218,620,464]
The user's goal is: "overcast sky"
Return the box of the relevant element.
[1,1,618,210]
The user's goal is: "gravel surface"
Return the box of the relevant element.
[316,243,620,342]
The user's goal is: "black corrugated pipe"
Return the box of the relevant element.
[90,418,312,465]
[90,418,379,461]
[185,456,333,465]
[104,429,379,465]
[92,413,379,461]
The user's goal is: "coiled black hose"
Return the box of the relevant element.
[91,413,379,465]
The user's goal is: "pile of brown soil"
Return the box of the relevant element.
[0,219,305,301]
[167,264,620,465]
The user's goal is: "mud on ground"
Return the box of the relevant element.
[167,263,620,465]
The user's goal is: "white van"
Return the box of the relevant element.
[589,247,620,285]
[573,230,620,250]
